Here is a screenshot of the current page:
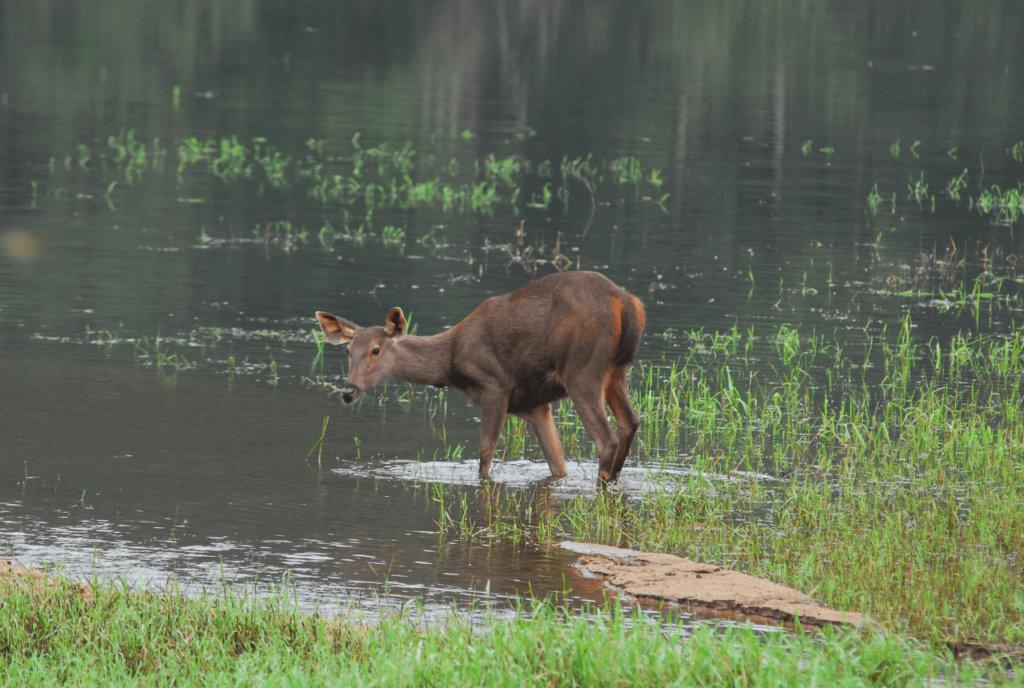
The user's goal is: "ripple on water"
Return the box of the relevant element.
[334,458,779,497]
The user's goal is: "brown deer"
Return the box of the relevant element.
[315,271,645,483]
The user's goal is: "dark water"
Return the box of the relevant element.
[1,1,1023,623]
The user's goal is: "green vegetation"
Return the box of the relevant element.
[381,225,405,247]
[863,138,1024,225]
[945,168,968,202]
[976,184,1024,225]
[431,323,1024,648]
[33,127,1024,251]
[307,416,330,470]
[0,576,1004,687]
[172,133,666,230]
[608,155,643,187]
[22,128,669,254]
[867,183,882,214]
[107,129,166,185]
[907,172,930,209]
[254,220,308,252]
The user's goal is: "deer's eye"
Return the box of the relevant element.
[371,347,381,356]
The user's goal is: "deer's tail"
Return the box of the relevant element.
[613,292,645,368]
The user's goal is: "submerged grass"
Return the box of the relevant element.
[45,128,669,253]
[867,137,1024,225]
[172,132,666,229]
[0,574,1007,686]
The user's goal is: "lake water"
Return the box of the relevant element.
[1,1,1022,624]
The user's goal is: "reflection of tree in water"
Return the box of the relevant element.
[7,2,1023,156]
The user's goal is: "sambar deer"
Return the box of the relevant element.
[315,271,645,482]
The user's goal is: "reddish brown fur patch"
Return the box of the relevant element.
[563,310,589,332]
[628,294,645,329]
[604,368,632,424]
[601,367,616,401]
[609,296,624,354]
[602,367,628,414]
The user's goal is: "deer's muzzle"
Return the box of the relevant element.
[340,384,361,404]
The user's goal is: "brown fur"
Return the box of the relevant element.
[315,271,645,482]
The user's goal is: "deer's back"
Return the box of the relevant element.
[447,272,643,409]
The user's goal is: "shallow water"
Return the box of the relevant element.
[1,0,1023,625]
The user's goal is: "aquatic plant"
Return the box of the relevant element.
[1012,140,1024,163]
[867,183,882,214]
[381,225,405,247]
[975,183,1024,225]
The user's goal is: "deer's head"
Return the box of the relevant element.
[315,307,407,403]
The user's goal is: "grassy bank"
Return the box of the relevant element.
[452,323,1024,647]
[0,574,1009,687]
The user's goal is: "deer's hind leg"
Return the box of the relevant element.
[604,367,640,481]
[515,403,568,478]
[478,394,509,479]
[561,375,619,483]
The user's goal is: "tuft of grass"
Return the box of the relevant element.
[867,183,882,214]
[907,171,929,209]
[976,183,1024,225]
[307,416,330,469]
[945,168,968,202]
[382,225,406,247]
[608,156,643,188]
[254,220,308,252]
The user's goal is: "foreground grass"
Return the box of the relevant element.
[0,576,1013,687]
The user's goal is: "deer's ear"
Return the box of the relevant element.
[383,307,407,340]
[315,312,359,345]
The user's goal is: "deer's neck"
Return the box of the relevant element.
[392,331,454,388]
